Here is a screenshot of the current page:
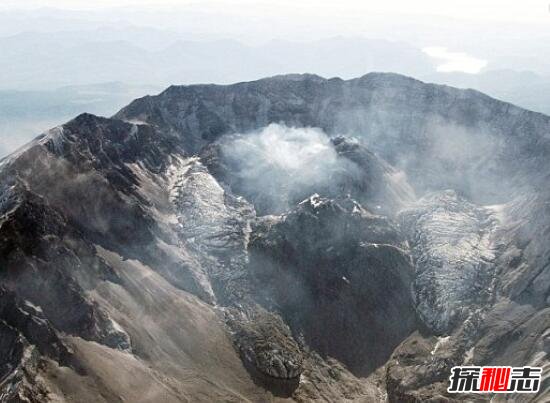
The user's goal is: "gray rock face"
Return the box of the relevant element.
[400,190,499,334]
[116,72,550,203]
[0,72,550,402]
[168,156,309,389]
[248,194,416,376]
[331,136,415,214]
[228,308,303,380]
[0,186,131,352]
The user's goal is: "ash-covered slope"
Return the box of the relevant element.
[0,73,549,402]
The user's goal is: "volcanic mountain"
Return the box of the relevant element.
[0,73,549,402]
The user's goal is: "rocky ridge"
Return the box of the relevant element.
[0,73,549,401]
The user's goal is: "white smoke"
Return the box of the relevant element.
[219,123,359,214]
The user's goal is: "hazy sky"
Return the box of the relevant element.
[2,0,548,75]
[2,0,550,24]
[1,0,549,156]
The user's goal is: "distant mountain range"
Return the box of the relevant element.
[2,23,550,158]
[0,32,435,90]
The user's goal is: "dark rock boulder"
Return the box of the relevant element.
[227,307,303,396]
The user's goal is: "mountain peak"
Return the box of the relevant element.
[1,73,550,401]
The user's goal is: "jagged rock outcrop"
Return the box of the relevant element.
[227,307,303,393]
[331,136,415,214]
[248,194,416,376]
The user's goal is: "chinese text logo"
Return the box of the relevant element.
[448,366,542,393]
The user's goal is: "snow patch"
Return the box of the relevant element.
[431,336,451,356]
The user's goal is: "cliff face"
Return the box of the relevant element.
[117,72,550,202]
[0,73,549,402]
